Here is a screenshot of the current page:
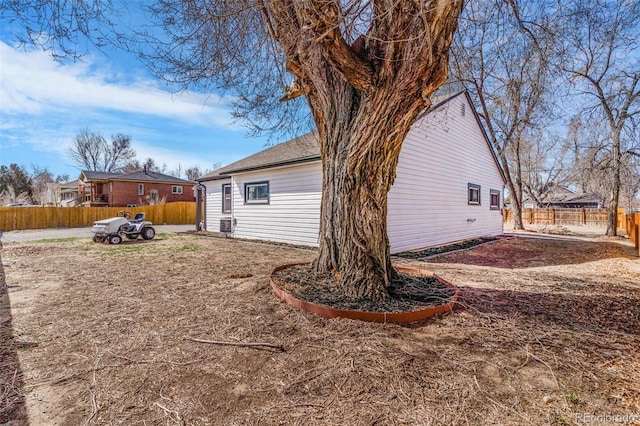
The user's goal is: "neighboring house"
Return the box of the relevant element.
[522,185,602,209]
[79,170,194,207]
[58,180,88,207]
[198,91,507,254]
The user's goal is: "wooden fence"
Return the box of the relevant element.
[503,208,616,226]
[0,202,198,232]
[621,212,640,255]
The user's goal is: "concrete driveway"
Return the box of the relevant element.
[0,224,195,243]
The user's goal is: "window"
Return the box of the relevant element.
[468,183,481,205]
[138,184,144,196]
[490,189,501,210]
[150,190,159,202]
[172,185,183,194]
[244,181,269,204]
[222,183,232,213]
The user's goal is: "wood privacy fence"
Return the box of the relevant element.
[0,202,197,232]
[621,212,640,255]
[503,208,617,226]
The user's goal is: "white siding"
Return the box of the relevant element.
[387,94,504,253]
[231,163,322,246]
[203,93,505,252]
[203,178,231,232]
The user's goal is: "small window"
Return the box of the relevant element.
[172,185,183,194]
[468,183,481,205]
[244,181,269,204]
[222,183,232,213]
[150,190,159,202]
[138,184,144,196]
[490,189,500,210]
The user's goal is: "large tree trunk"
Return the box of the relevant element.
[313,99,418,300]
[269,0,463,302]
[311,86,430,301]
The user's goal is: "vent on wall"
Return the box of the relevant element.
[220,218,232,233]
[460,103,466,117]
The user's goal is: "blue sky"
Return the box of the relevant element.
[0,24,273,181]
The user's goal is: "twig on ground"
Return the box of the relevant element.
[183,335,285,352]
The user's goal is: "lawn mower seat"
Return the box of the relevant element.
[131,213,146,223]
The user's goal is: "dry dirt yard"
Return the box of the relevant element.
[1,231,639,425]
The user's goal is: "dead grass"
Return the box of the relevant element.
[1,233,639,425]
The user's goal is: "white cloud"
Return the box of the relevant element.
[0,41,239,128]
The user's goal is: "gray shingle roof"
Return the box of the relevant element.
[81,170,193,184]
[81,171,116,180]
[198,132,320,181]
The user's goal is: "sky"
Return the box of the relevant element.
[0,21,273,182]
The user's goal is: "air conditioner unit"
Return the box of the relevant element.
[220,218,232,233]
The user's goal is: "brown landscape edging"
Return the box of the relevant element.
[270,264,459,323]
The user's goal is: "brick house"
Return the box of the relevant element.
[79,170,194,207]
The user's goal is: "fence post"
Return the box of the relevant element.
[636,220,640,257]
[582,207,586,226]
[551,208,556,225]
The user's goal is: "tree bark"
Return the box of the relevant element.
[313,92,426,301]
[268,0,463,302]
[606,128,622,236]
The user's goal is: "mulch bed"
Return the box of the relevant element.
[394,236,497,260]
[271,264,456,313]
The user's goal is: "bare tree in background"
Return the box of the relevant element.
[519,129,571,207]
[449,0,557,230]
[561,0,640,236]
[4,1,463,301]
[68,129,136,172]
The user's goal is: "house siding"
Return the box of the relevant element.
[203,164,322,245]
[231,164,322,246]
[201,92,504,253]
[387,94,504,253]
[204,178,232,232]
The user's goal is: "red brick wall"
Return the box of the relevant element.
[109,181,194,206]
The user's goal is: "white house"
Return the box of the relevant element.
[198,91,506,254]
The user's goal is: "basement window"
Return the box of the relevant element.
[244,181,269,204]
[468,183,481,205]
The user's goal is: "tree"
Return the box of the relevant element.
[3,1,463,301]
[185,164,220,182]
[519,130,571,207]
[68,128,136,172]
[0,164,33,204]
[144,1,464,301]
[561,0,640,236]
[449,0,557,230]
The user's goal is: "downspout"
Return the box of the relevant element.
[195,182,205,231]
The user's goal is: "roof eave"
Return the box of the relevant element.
[198,155,321,182]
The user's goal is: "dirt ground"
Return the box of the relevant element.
[1,231,639,425]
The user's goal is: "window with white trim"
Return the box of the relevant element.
[244,181,269,204]
[490,189,501,210]
[222,183,232,213]
[172,185,183,194]
[468,183,481,205]
[138,184,144,196]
